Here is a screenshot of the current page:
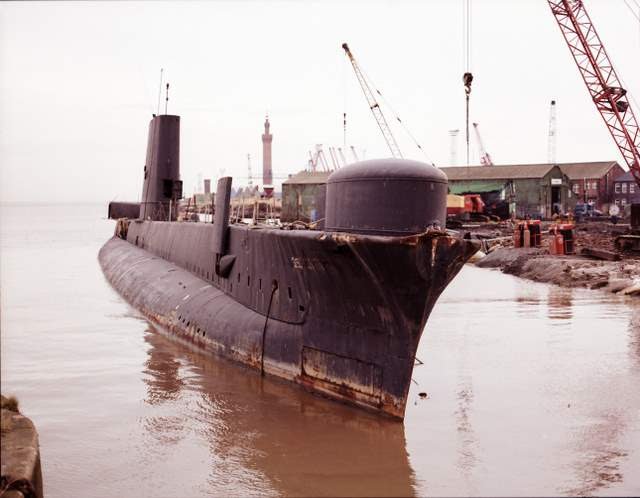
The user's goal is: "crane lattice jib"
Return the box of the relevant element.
[548,0,640,186]
[342,44,403,159]
[472,122,494,166]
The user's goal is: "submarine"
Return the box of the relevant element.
[100,113,478,419]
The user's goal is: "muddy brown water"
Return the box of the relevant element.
[1,204,639,497]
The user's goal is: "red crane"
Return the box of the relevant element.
[547,0,640,186]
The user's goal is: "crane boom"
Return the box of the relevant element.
[342,43,403,159]
[472,122,494,166]
[547,0,640,186]
[350,145,360,162]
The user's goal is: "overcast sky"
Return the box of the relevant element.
[1,0,639,203]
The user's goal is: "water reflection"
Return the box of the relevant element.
[547,287,573,322]
[564,413,628,496]
[143,338,186,405]
[455,377,478,477]
[141,327,417,497]
[515,289,542,319]
[561,302,639,496]
[629,306,640,370]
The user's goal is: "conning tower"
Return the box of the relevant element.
[139,114,183,221]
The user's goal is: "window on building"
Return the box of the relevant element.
[615,183,620,193]
[630,183,635,194]
[615,199,620,206]
[573,184,580,194]
[622,183,627,194]
[621,198,627,206]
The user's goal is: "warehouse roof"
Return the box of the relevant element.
[557,161,620,179]
[441,161,620,181]
[440,164,558,180]
[283,170,332,185]
[283,161,621,185]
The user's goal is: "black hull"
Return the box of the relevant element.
[99,221,477,419]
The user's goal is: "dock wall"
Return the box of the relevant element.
[0,396,43,498]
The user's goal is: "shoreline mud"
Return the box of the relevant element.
[475,247,640,295]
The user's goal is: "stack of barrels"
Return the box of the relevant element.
[513,221,542,249]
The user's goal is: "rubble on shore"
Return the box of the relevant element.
[476,247,639,295]
[463,220,640,295]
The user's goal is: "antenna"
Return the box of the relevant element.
[165,83,170,115]
[343,112,347,146]
[547,99,557,164]
[156,68,164,115]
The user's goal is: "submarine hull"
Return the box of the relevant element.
[99,221,477,419]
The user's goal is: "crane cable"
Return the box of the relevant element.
[622,0,640,22]
[463,0,473,166]
[357,64,435,165]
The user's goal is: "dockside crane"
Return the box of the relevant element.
[342,43,403,159]
[308,144,330,172]
[472,122,494,166]
[247,154,253,187]
[350,145,360,162]
[547,0,640,187]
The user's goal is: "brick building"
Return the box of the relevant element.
[612,171,640,210]
[558,161,624,210]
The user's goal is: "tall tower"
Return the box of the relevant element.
[262,116,273,187]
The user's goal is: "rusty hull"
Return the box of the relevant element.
[99,223,477,419]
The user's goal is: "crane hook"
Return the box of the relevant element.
[463,72,473,95]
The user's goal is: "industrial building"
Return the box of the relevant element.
[281,161,627,221]
[281,171,330,223]
[440,163,572,218]
[442,161,625,217]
